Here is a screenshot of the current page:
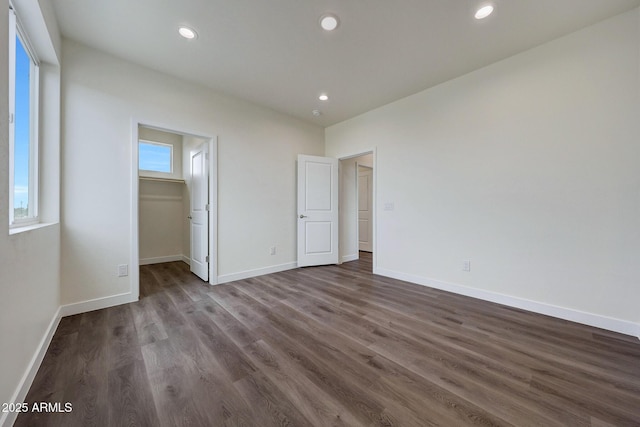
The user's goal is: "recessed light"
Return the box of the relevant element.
[319,94,329,101]
[178,26,197,39]
[320,14,339,31]
[475,5,494,19]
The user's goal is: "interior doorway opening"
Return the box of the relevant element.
[338,151,375,272]
[131,121,217,301]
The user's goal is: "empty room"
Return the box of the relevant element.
[1,0,639,426]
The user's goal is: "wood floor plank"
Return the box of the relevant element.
[233,370,315,427]
[172,329,261,427]
[239,284,511,426]
[289,265,640,419]
[186,310,257,383]
[195,298,258,348]
[144,329,259,426]
[147,364,212,427]
[242,339,364,427]
[16,253,640,426]
[208,290,391,426]
[61,309,110,427]
[251,324,392,427]
[14,331,78,427]
[106,304,142,371]
[130,305,169,346]
[107,359,160,427]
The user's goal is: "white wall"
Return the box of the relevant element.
[60,39,324,304]
[0,0,61,423]
[326,9,640,334]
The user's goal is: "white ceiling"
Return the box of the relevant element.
[51,0,640,127]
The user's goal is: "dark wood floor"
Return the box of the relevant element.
[16,252,640,426]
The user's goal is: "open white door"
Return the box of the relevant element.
[297,155,339,267]
[358,165,373,252]
[190,143,209,281]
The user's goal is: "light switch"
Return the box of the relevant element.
[118,264,129,277]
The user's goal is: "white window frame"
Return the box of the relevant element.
[138,140,175,176]
[8,6,40,228]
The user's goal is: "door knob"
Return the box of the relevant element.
[299,214,307,218]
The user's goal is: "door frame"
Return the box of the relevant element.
[130,118,218,300]
[337,148,377,273]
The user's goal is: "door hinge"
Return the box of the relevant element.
[205,255,210,263]
[9,113,14,124]
[205,204,210,211]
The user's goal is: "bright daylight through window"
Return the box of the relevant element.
[139,141,173,174]
[9,6,39,226]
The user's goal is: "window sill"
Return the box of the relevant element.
[139,176,185,184]
[9,221,58,235]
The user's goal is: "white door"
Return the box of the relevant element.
[190,143,209,281]
[297,155,339,267]
[358,165,373,252]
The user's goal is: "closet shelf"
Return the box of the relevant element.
[139,176,185,184]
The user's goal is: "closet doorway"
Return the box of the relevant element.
[131,123,217,300]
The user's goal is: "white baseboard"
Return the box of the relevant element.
[182,255,191,265]
[59,292,137,317]
[139,254,185,265]
[341,254,359,263]
[1,307,62,427]
[376,268,640,338]
[217,262,297,285]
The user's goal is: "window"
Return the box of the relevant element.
[9,6,39,226]
[139,141,173,174]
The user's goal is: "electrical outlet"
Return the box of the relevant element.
[462,260,471,272]
[269,246,276,255]
[118,264,129,277]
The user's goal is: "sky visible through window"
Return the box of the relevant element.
[139,142,172,173]
[14,35,31,217]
